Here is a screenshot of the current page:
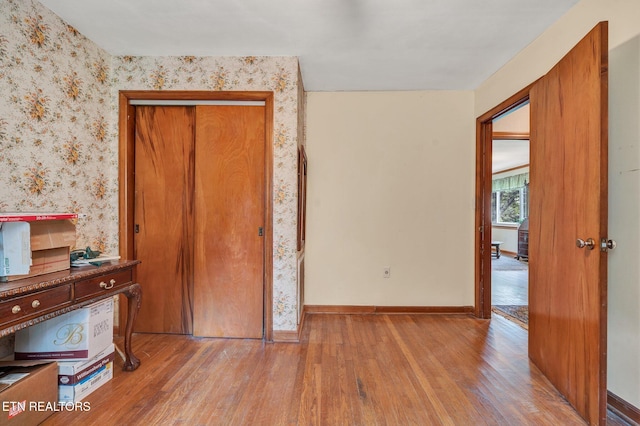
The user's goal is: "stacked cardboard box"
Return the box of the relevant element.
[13,298,115,403]
[14,298,114,361]
[26,220,76,279]
[57,344,115,403]
[0,214,76,281]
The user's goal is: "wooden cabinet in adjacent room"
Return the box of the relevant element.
[516,217,529,260]
[132,104,266,338]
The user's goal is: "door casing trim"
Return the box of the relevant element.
[118,90,274,341]
[475,85,534,318]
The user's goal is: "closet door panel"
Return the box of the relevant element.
[193,105,265,338]
[134,106,195,334]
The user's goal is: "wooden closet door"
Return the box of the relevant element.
[193,105,265,338]
[134,106,195,334]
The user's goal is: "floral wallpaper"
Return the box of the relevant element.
[0,0,303,331]
[0,0,114,251]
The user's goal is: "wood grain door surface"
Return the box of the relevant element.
[529,22,608,425]
[133,104,265,338]
[134,106,195,334]
[193,105,265,338]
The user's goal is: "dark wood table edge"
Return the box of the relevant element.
[0,261,142,372]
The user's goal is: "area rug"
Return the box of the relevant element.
[491,256,528,271]
[492,305,528,329]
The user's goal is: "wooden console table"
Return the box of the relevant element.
[0,260,142,371]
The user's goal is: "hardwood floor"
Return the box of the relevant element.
[43,314,630,425]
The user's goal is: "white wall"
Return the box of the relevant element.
[491,227,518,254]
[305,91,475,307]
[609,33,640,409]
[476,0,640,409]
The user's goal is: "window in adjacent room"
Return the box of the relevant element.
[491,173,529,225]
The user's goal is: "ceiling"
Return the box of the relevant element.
[493,104,530,173]
[38,0,579,92]
[493,139,529,173]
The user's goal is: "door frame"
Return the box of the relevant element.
[118,90,275,340]
[475,85,533,318]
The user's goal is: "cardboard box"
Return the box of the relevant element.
[4,247,71,282]
[29,220,76,252]
[14,298,114,361]
[58,360,112,404]
[1,220,75,282]
[58,344,114,403]
[57,344,115,386]
[0,222,31,277]
[30,246,70,276]
[0,361,57,425]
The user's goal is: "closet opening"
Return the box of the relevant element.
[117,91,274,341]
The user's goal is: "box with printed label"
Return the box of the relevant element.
[14,298,113,361]
[57,344,114,403]
[0,360,57,425]
[0,217,76,282]
[2,219,76,282]
[0,222,31,278]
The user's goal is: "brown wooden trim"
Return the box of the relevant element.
[298,303,307,337]
[118,90,273,101]
[304,305,474,315]
[117,90,275,341]
[118,95,135,264]
[607,391,640,425]
[306,305,376,314]
[117,97,138,332]
[598,25,610,422]
[296,146,308,251]
[492,164,529,176]
[263,93,274,342]
[376,306,474,314]
[476,84,535,319]
[498,249,517,257]
[475,119,493,318]
[477,85,536,123]
[492,131,530,140]
[272,330,300,343]
[491,224,519,230]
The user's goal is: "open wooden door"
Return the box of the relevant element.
[529,22,608,425]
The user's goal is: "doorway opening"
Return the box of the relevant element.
[474,85,532,319]
[490,104,530,327]
[475,23,609,424]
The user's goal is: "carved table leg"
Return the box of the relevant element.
[122,283,142,371]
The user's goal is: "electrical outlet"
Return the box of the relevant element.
[383,267,391,278]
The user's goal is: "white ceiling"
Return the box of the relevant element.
[493,104,530,173]
[38,0,580,92]
[493,139,529,173]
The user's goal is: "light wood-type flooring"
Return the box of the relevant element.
[44,314,630,425]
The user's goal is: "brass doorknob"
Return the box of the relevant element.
[576,238,595,250]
